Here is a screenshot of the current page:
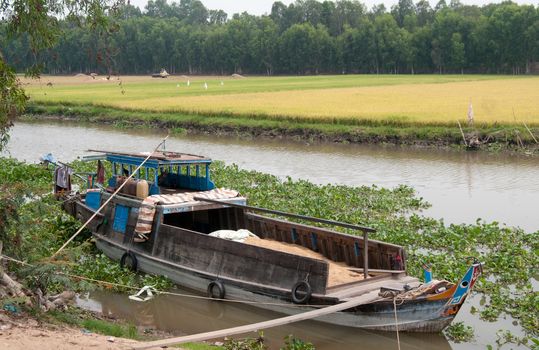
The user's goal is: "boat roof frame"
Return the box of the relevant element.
[84,149,213,169]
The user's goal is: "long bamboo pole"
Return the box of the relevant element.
[132,293,379,350]
[51,135,169,259]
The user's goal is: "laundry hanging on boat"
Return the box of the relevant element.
[54,165,73,195]
[134,188,240,242]
[96,160,105,184]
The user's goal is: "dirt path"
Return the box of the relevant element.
[0,312,138,350]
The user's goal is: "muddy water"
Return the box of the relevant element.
[4,121,537,349]
[77,288,524,350]
[5,121,539,232]
[79,291,452,350]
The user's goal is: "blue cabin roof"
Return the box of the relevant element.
[89,150,212,169]
[84,150,216,193]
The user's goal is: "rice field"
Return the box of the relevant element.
[23,74,539,125]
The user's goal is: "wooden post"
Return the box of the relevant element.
[363,232,369,279]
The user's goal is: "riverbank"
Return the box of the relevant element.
[23,103,539,153]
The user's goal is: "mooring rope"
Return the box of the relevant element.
[393,297,402,350]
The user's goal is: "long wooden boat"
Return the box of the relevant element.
[62,149,482,333]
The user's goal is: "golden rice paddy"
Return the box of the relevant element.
[24,74,539,125]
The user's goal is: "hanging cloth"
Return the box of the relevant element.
[96,160,105,184]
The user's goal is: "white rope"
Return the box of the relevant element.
[51,135,169,259]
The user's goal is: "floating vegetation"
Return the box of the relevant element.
[0,157,537,346]
[444,322,475,343]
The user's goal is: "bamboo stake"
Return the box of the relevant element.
[51,135,169,259]
[523,122,538,144]
[457,120,468,147]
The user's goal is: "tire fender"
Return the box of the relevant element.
[207,280,226,299]
[120,252,138,272]
[291,281,312,304]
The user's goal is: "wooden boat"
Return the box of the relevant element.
[63,149,482,333]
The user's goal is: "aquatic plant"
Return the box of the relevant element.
[0,156,537,345]
[444,322,474,343]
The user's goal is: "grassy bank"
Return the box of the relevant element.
[24,102,539,151]
[21,74,539,150]
[0,157,538,348]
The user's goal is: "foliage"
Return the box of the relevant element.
[444,322,474,343]
[281,335,316,350]
[0,0,122,150]
[3,1,539,76]
[0,57,27,151]
[223,332,267,350]
[221,333,315,350]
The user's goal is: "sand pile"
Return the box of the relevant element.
[231,73,245,79]
[243,237,363,287]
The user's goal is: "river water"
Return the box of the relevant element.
[4,121,537,349]
[5,121,538,232]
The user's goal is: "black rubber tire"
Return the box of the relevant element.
[120,252,138,272]
[291,281,312,304]
[207,280,226,299]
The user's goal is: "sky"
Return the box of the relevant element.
[129,0,538,15]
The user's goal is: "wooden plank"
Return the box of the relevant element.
[132,294,378,350]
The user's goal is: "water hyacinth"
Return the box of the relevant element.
[0,157,537,342]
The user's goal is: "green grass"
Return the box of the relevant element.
[24,102,539,150]
[181,342,223,350]
[25,74,508,102]
[81,319,139,339]
[24,74,539,125]
[46,308,140,340]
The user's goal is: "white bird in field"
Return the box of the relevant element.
[187,80,190,87]
[204,82,208,90]
[220,81,224,86]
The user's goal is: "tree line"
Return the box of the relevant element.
[2,0,539,75]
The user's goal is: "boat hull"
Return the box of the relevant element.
[95,235,455,332]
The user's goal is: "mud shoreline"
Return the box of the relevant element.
[23,104,539,154]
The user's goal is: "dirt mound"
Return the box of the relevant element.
[231,73,245,79]
[74,73,87,77]
[243,237,364,287]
